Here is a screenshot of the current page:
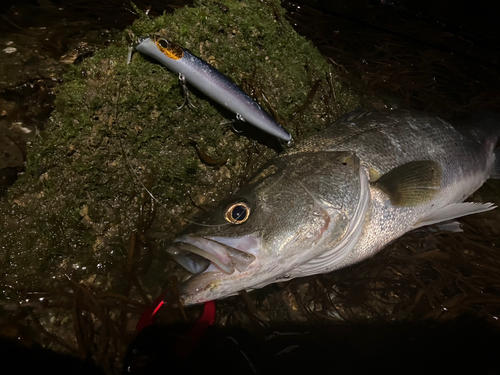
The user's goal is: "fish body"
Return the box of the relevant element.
[167,109,499,305]
[136,37,292,143]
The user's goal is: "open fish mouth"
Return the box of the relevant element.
[166,235,259,276]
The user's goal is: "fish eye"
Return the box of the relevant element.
[158,38,170,49]
[224,202,250,224]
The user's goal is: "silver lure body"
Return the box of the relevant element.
[166,109,499,305]
[136,37,292,142]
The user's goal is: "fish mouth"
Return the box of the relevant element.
[166,235,259,291]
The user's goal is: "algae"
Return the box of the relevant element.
[0,0,358,321]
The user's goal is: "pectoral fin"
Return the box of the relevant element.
[375,160,442,206]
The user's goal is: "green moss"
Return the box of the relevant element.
[0,0,359,295]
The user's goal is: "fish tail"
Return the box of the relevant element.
[453,110,500,179]
[472,110,500,179]
[491,148,500,179]
[471,110,500,138]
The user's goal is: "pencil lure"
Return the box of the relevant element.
[135,36,293,143]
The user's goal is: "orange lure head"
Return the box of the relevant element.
[154,35,184,60]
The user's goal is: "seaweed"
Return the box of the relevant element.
[0,1,358,372]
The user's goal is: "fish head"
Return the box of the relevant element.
[167,151,365,305]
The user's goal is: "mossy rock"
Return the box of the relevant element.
[0,0,359,299]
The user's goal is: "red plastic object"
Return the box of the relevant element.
[175,300,216,359]
[135,292,167,331]
[136,294,216,359]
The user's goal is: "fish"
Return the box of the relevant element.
[166,109,500,305]
[135,36,292,143]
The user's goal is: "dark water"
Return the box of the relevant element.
[0,0,192,196]
[1,1,500,374]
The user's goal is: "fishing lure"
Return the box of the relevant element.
[136,36,293,144]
